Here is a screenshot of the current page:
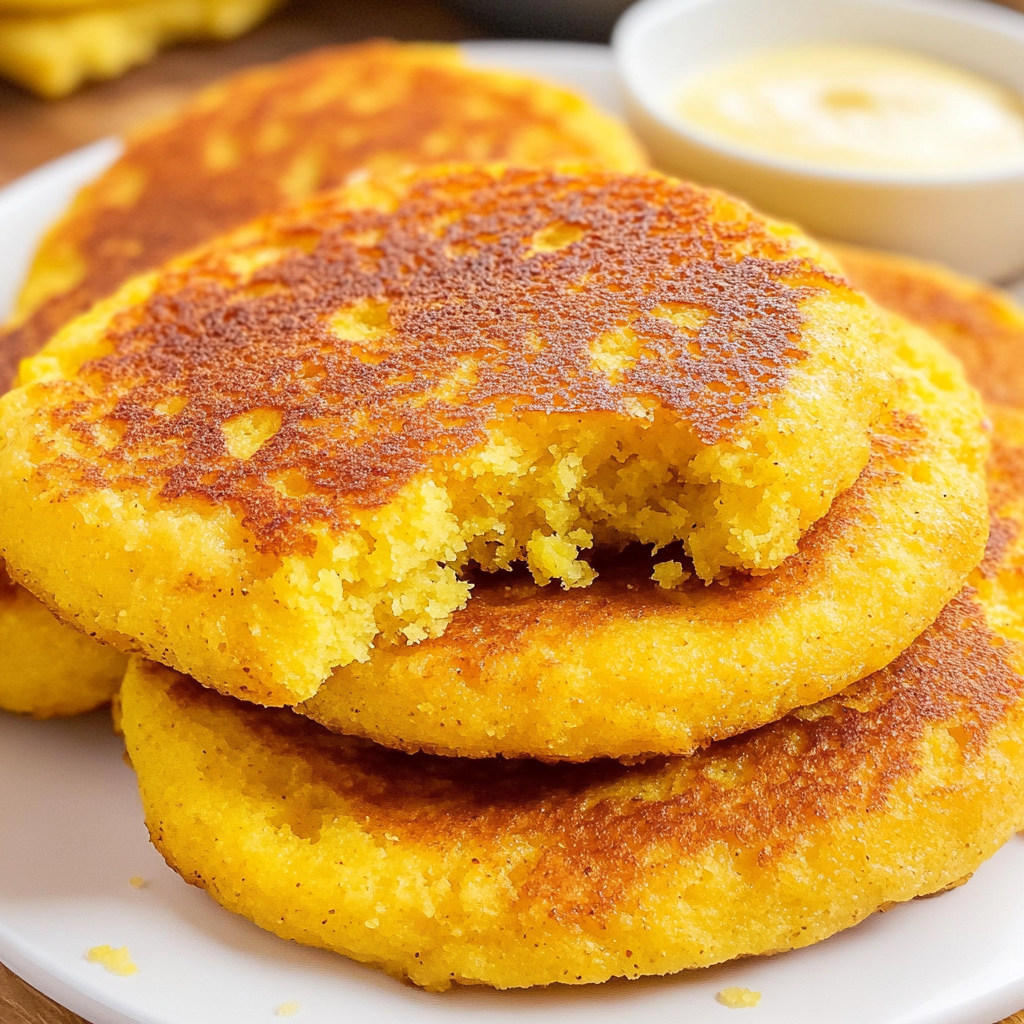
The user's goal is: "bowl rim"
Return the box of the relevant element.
[612,0,1024,188]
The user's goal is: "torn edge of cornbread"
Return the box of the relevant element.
[296,313,991,761]
[0,165,896,704]
[0,39,649,719]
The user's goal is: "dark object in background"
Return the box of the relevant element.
[445,0,633,40]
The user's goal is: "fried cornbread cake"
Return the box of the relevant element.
[0,166,896,705]
[299,314,989,761]
[0,561,127,718]
[975,405,1024,648]
[0,41,647,718]
[1,40,647,385]
[119,406,1024,988]
[0,0,279,98]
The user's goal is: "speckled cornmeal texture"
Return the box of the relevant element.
[119,406,1024,989]
[298,314,988,760]
[0,166,895,706]
[0,40,648,719]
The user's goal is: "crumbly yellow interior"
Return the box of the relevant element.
[298,316,991,761]
[0,571,127,717]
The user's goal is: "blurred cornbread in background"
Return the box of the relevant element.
[0,0,282,97]
[834,245,1024,409]
[0,40,647,720]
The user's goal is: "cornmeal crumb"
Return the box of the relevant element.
[129,876,147,888]
[651,560,690,589]
[275,1001,301,1017]
[85,944,138,976]
[717,986,761,1008]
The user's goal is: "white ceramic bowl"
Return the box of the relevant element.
[613,0,1024,280]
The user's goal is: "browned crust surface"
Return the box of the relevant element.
[31,168,832,555]
[155,581,1022,927]
[0,40,646,391]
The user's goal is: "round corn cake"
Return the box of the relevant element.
[0,40,646,720]
[119,412,1024,990]
[298,314,988,761]
[0,39,646,390]
[0,166,896,706]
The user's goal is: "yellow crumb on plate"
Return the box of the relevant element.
[717,986,762,1008]
[128,875,146,888]
[85,944,138,976]
[650,559,689,589]
[275,1001,301,1018]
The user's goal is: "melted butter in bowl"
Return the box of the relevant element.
[676,44,1024,178]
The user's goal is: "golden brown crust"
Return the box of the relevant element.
[0,40,645,390]
[32,168,834,556]
[148,583,1023,932]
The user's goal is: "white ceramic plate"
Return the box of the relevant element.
[1,40,1023,1024]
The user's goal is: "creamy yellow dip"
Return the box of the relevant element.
[676,44,1024,176]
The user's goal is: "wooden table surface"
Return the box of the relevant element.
[1,1,1023,1020]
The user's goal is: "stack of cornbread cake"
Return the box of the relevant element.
[0,41,1022,993]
